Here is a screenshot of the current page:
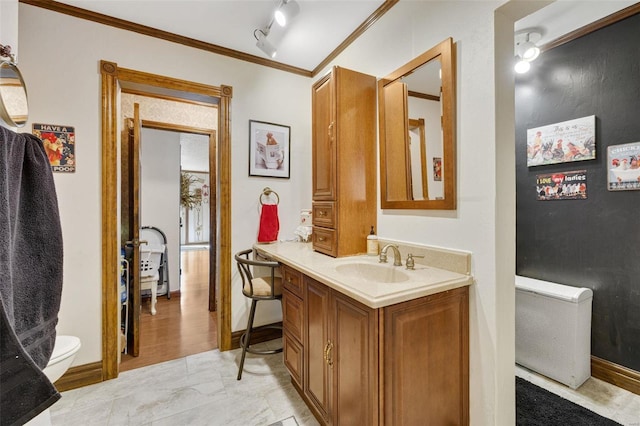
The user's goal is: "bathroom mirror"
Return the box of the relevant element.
[0,61,29,128]
[378,37,456,209]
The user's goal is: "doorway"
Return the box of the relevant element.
[100,61,233,381]
[120,121,217,370]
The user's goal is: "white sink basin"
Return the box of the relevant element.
[335,262,410,283]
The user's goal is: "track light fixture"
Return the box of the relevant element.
[514,29,541,74]
[254,0,300,59]
[255,29,277,58]
[274,0,300,27]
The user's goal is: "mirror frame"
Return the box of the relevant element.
[0,60,29,128]
[378,37,456,210]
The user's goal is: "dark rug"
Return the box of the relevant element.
[516,377,621,425]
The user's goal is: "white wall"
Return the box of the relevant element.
[17,3,312,366]
[141,127,181,293]
[1,0,18,59]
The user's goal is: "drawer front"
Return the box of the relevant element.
[313,226,337,257]
[282,265,303,298]
[283,289,303,342]
[312,202,336,228]
[284,333,304,389]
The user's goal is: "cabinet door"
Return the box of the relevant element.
[312,73,336,201]
[332,292,379,426]
[304,277,332,423]
[383,287,469,425]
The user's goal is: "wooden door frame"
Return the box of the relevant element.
[101,60,233,380]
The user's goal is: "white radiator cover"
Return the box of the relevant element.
[515,275,593,389]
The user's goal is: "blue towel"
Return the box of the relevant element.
[0,126,63,425]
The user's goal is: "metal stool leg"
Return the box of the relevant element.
[237,299,258,380]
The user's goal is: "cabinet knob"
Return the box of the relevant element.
[318,236,326,242]
[318,210,326,216]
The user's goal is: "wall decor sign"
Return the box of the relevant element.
[32,123,76,172]
[249,120,290,179]
[526,115,596,167]
[607,141,640,191]
[536,170,587,201]
[433,157,442,181]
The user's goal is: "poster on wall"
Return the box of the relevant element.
[32,123,76,173]
[248,120,290,178]
[433,157,442,181]
[536,170,587,201]
[607,141,640,191]
[526,115,596,167]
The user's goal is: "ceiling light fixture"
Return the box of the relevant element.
[514,29,542,74]
[254,0,301,59]
[255,29,277,58]
[274,0,300,27]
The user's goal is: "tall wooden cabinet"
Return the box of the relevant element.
[282,265,469,426]
[311,66,377,257]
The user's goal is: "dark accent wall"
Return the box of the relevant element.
[515,13,640,372]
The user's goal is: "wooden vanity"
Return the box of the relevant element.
[256,242,472,426]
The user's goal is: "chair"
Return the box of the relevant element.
[234,248,283,380]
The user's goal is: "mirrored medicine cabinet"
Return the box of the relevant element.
[378,37,456,210]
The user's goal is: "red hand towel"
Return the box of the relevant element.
[257,204,279,242]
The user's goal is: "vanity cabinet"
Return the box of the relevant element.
[304,276,378,426]
[311,66,377,257]
[281,265,469,426]
[282,265,304,388]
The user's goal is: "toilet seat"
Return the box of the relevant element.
[49,335,81,365]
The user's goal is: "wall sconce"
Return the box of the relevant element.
[254,0,300,58]
[514,30,541,74]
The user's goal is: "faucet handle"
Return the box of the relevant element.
[405,253,425,270]
[379,251,388,263]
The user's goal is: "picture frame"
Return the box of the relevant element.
[249,120,290,178]
[607,141,640,191]
[526,115,596,167]
[32,123,76,172]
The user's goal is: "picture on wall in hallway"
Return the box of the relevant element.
[526,115,596,167]
[607,141,640,191]
[249,120,290,179]
[536,170,587,201]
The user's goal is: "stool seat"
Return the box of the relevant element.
[235,248,283,380]
[244,276,283,298]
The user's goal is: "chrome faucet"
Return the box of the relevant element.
[379,244,402,266]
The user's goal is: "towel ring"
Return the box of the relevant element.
[260,187,279,205]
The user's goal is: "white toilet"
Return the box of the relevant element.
[26,335,81,426]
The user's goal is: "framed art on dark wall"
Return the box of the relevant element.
[249,120,290,178]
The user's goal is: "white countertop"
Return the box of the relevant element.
[254,241,474,309]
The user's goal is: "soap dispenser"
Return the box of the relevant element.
[367,226,378,256]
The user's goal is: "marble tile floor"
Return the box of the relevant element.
[51,339,320,426]
[516,365,640,426]
[51,343,640,426]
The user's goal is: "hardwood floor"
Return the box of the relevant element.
[120,248,217,372]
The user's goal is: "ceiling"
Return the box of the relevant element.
[48,0,389,74]
[24,1,636,76]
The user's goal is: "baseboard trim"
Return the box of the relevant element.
[592,355,640,396]
[230,321,283,350]
[54,361,103,392]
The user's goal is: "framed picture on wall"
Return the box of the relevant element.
[32,123,76,172]
[249,120,291,179]
[607,141,640,191]
[526,115,596,167]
